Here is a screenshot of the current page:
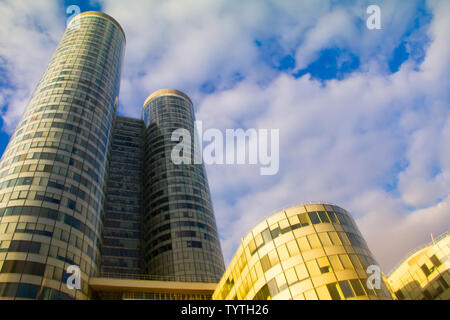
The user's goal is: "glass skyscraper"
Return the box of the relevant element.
[142,89,225,282]
[0,11,125,299]
[0,12,224,299]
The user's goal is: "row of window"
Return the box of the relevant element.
[248,210,360,256]
[0,283,74,300]
[0,206,99,245]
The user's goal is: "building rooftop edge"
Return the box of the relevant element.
[69,11,126,42]
[143,89,193,108]
[241,201,346,241]
[387,229,449,277]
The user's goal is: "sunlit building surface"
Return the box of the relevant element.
[387,231,449,300]
[212,203,392,300]
[0,11,125,300]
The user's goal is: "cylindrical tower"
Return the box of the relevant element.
[142,89,225,282]
[213,203,393,300]
[0,12,125,299]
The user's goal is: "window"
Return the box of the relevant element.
[298,213,310,226]
[248,239,257,255]
[17,284,40,299]
[338,232,351,246]
[308,211,321,224]
[268,250,279,267]
[8,240,41,254]
[270,227,280,239]
[254,233,264,249]
[438,276,449,289]
[422,289,432,299]
[421,264,431,277]
[350,279,366,296]
[349,254,363,270]
[186,241,202,248]
[66,198,76,210]
[318,211,330,223]
[317,257,331,274]
[267,278,279,298]
[261,228,272,244]
[328,232,342,245]
[261,255,271,273]
[253,284,270,300]
[339,280,355,298]
[0,283,18,297]
[339,254,354,269]
[430,255,442,267]
[1,260,45,276]
[327,283,342,300]
[395,289,405,300]
[327,211,338,223]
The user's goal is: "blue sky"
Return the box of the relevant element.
[0,0,449,272]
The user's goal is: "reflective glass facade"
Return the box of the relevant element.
[0,12,125,300]
[101,116,144,275]
[142,89,225,283]
[387,231,449,300]
[213,204,392,300]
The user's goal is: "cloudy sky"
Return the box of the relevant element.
[0,0,449,273]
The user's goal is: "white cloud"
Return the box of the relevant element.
[0,0,64,133]
[193,1,450,270]
[0,0,448,274]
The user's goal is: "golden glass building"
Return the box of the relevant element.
[0,12,125,299]
[387,231,449,300]
[213,203,392,300]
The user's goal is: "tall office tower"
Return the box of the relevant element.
[0,12,125,300]
[213,203,392,300]
[101,116,145,275]
[142,89,225,282]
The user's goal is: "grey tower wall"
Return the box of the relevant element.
[0,12,125,300]
[142,90,225,282]
[101,116,144,275]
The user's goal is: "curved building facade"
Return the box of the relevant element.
[387,231,449,300]
[142,89,225,282]
[213,203,392,300]
[0,12,125,299]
